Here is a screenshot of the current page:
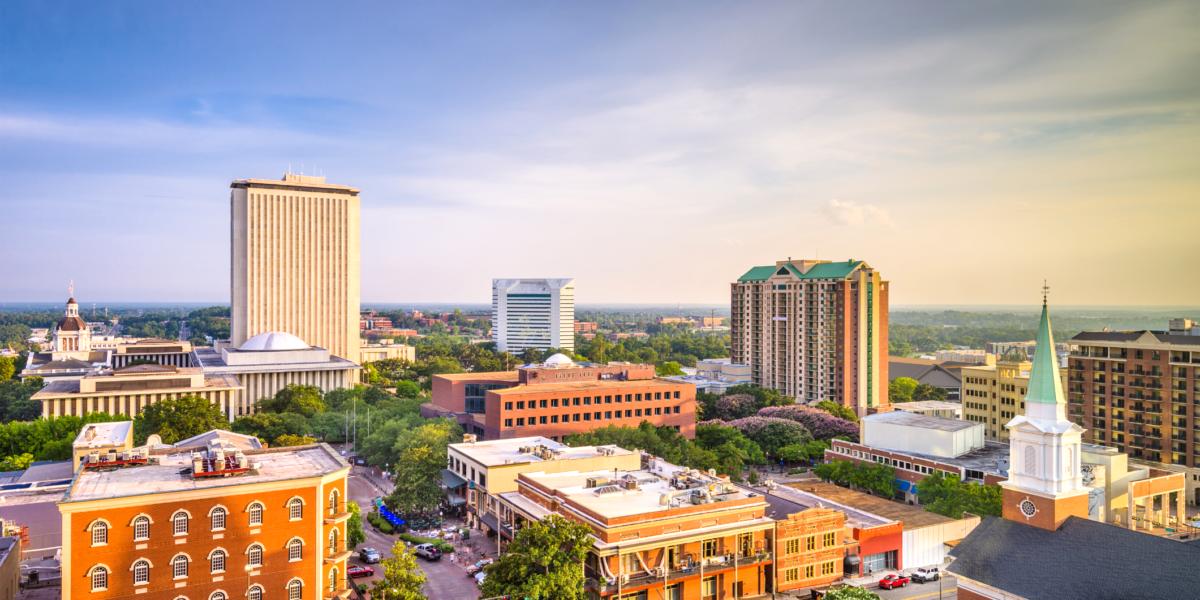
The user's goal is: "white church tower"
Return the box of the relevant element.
[52,283,92,354]
[999,287,1090,530]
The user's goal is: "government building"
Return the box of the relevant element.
[491,278,575,354]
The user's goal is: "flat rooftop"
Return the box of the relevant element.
[784,482,953,528]
[892,401,963,412]
[763,485,895,529]
[64,443,347,503]
[843,438,1011,477]
[522,460,763,521]
[434,371,521,383]
[450,436,633,467]
[192,347,359,372]
[73,421,133,449]
[491,378,684,395]
[865,410,977,432]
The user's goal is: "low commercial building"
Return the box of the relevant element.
[933,350,993,365]
[888,357,964,401]
[890,400,963,419]
[357,341,416,364]
[58,429,352,600]
[0,530,19,600]
[71,421,134,471]
[33,364,241,419]
[425,354,697,441]
[194,331,359,417]
[498,459,775,599]
[445,436,640,535]
[665,359,752,394]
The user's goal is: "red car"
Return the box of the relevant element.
[347,565,375,579]
[879,574,910,590]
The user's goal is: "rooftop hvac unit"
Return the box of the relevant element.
[585,477,609,488]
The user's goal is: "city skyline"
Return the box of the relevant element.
[2,2,1198,306]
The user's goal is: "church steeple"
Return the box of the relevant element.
[1023,284,1068,419]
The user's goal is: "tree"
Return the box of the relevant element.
[481,514,593,600]
[815,460,896,498]
[0,452,33,471]
[815,399,858,422]
[273,433,316,447]
[0,356,15,382]
[232,412,310,443]
[888,377,918,403]
[655,361,685,376]
[918,472,1002,518]
[346,501,366,548]
[260,384,325,417]
[369,542,426,600]
[387,420,460,514]
[0,377,44,421]
[133,396,226,444]
[824,585,881,600]
[913,383,948,402]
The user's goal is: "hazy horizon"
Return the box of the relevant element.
[2,2,1197,305]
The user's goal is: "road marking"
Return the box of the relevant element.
[889,586,957,600]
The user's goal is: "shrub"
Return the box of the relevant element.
[757,405,859,441]
[398,533,453,553]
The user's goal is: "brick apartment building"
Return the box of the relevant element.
[424,354,697,441]
[731,259,888,416]
[59,429,351,600]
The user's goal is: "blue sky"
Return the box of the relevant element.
[2,1,1198,305]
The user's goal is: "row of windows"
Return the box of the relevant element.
[503,390,682,412]
[781,560,838,582]
[782,532,837,554]
[88,496,317,546]
[504,406,682,428]
[89,564,307,597]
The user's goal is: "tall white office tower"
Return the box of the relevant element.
[491,278,575,354]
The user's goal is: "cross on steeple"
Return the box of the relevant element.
[68,279,75,298]
[1042,280,1049,306]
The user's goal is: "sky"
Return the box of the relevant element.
[1,1,1198,306]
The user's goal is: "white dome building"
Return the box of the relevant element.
[239,331,311,352]
[542,353,576,368]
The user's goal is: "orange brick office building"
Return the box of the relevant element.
[425,354,697,441]
[59,431,351,600]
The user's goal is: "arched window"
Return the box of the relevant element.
[88,565,109,592]
[328,488,340,515]
[328,527,339,555]
[247,543,264,568]
[132,559,151,585]
[287,497,304,520]
[287,578,303,600]
[171,554,189,579]
[210,506,228,531]
[90,520,109,546]
[247,585,263,600]
[329,567,338,592]
[132,515,151,541]
[287,538,303,561]
[210,591,228,600]
[209,549,227,574]
[172,511,190,536]
[247,501,264,526]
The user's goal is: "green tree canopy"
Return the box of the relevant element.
[259,384,325,417]
[0,356,15,382]
[824,585,881,600]
[814,460,896,498]
[481,514,594,600]
[815,399,859,422]
[346,501,366,548]
[655,361,685,376]
[369,541,426,600]
[888,377,919,403]
[133,396,226,444]
[386,420,461,514]
[917,472,1002,518]
[232,412,310,444]
[913,383,949,402]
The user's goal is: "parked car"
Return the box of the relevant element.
[879,574,911,590]
[465,558,493,576]
[347,565,374,579]
[358,547,381,564]
[414,543,442,561]
[912,567,941,583]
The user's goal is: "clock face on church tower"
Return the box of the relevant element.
[1018,497,1038,519]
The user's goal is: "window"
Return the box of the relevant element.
[90,566,108,591]
[806,536,815,551]
[504,418,513,427]
[172,555,189,579]
[822,532,836,547]
[288,538,303,561]
[247,586,263,600]
[329,528,340,554]
[785,539,799,554]
[805,564,815,578]
[247,544,264,568]
[172,511,189,536]
[329,567,338,592]
[701,539,718,558]
[288,497,304,520]
[329,489,340,515]
[516,417,525,426]
[210,507,227,531]
[133,515,150,541]
[701,576,717,599]
[209,549,226,573]
[517,401,525,410]
[821,561,836,575]
[287,579,303,600]
[210,592,227,600]
[90,521,108,546]
[539,415,547,425]
[132,559,150,585]
[248,502,264,526]
[783,567,798,582]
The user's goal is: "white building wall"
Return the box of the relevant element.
[492,278,575,354]
[903,516,981,569]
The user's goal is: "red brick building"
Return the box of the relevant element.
[423,355,696,441]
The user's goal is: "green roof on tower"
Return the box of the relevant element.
[737,260,863,282]
[1025,292,1066,405]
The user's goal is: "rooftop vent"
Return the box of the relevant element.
[80,448,148,470]
[191,442,249,479]
[593,485,624,495]
[585,476,610,489]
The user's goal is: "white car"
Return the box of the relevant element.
[912,567,941,583]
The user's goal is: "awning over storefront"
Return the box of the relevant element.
[447,495,467,507]
[479,512,499,533]
[441,468,468,489]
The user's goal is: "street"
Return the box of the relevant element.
[346,467,482,600]
[872,574,958,600]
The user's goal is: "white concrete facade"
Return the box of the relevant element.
[491,278,575,354]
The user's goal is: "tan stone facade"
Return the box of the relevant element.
[961,360,1067,441]
[230,174,361,362]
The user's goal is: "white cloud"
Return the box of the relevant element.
[821,199,895,228]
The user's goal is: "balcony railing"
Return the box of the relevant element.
[586,553,772,595]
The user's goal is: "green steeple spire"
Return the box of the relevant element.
[1025,285,1065,405]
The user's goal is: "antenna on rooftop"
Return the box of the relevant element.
[1042,280,1050,306]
